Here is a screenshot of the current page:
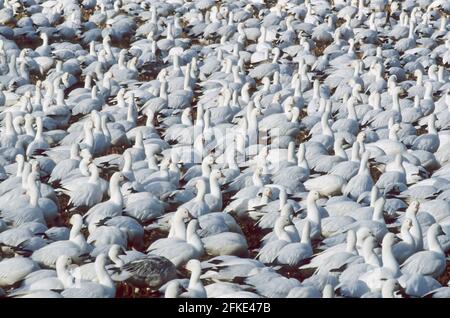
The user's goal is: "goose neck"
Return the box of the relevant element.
[226,147,238,170]
[400,225,415,246]
[346,231,357,253]
[28,180,39,208]
[300,222,311,245]
[16,156,25,177]
[188,264,202,289]
[209,174,221,199]
[109,175,123,206]
[195,184,206,202]
[350,142,360,161]
[95,256,115,290]
[372,198,385,222]
[357,154,369,174]
[392,90,401,112]
[5,113,15,135]
[274,220,292,242]
[169,213,187,240]
[369,187,379,207]
[79,157,91,176]
[88,166,99,183]
[334,139,347,160]
[428,228,444,255]
[381,282,395,298]
[187,227,204,256]
[122,153,133,174]
[134,132,143,150]
[362,240,380,266]
[408,20,415,39]
[56,259,74,288]
[406,213,423,251]
[347,99,357,120]
[321,115,333,136]
[306,198,321,228]
[160,81,168,99]
[109,251,125,267]
[69,218,83,240]
[428,116,437,135]
[424,84,432,100]
[382,239,399,275]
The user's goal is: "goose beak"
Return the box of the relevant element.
[119,247,127,256]
[187,211,195,221]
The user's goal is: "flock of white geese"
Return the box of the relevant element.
[0,0,449,298]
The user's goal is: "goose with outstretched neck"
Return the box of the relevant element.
[84,172,126,233]
[392,218,416,263]
[404,200,423,251]
[275,220,313,267]
[294,190,323,240]
[180,179,211,218]
[147,219,204,268]
[300,230,361,274]
[60,254,116,298]
[59,164,104,208]
[360,233,401,291]
[0,171,46,226]
[343,152,373,200]
[204,169,224,211]
[31,214,91,268]
[401,223,446,278]
[164,259,206,298]
[257,214,295,264]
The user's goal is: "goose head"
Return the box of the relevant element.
[381,279,401,298]
[110,171,127,185]
[210,169,224,181]
[261,187,273,200]
[406,200,420,215]
[176,207,194,223]
[56,255,74,287]
[276,211,294,229]
[357,227,373,246]
[307,190,320,202]
[401,218,413,233]
[387,75,397,91]
[356,131,366,144]
[271,47,281,63]
[185,259,202,276]
[383,232,400,247]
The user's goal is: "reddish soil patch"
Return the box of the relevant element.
[142,227,168,252]
[116,282,162,298]
[437,261,450,286]
[236,216,270,258]
[313,41,329,57]
[369,165,382,183]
